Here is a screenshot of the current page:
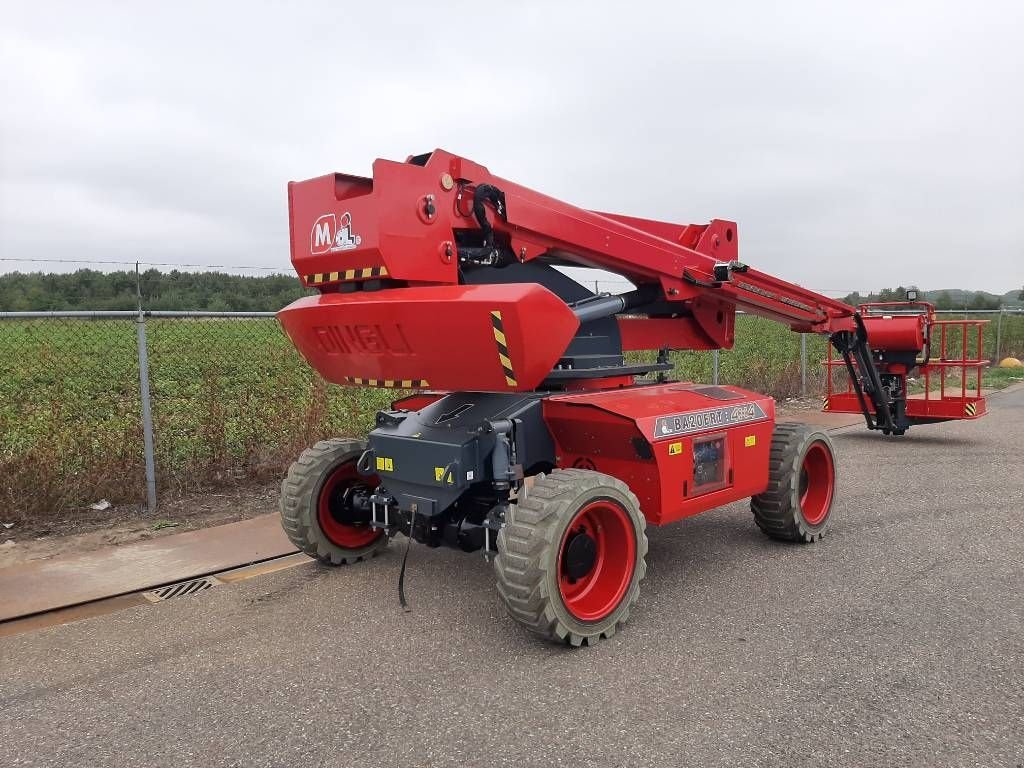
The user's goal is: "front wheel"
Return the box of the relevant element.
[280,438,388,565]
[751,423,837,543]
[494,469,648,646]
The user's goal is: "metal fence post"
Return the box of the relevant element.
[712,349,720,385]
[995,307,1004,361]
[800,333,808,396]
[136,313,158,512]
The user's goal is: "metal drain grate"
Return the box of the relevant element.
[142,576,222,603]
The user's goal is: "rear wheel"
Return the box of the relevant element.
[494,469,648,646]
[280,438,387,565]
[751,423,836,543]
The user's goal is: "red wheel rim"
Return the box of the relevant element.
[317,460,382,549]
[556,499,636,622]
[799,442,835,526]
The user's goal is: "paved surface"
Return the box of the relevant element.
[1,388,1022,767]
[0,515,295,621]
[777,408,862,429]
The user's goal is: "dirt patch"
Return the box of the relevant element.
[0,481,279,568]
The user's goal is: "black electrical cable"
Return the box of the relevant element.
[398,505,416,612]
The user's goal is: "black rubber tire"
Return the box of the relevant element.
[280,438,388,565]
[493,468,648,647]
[750,423,837,543]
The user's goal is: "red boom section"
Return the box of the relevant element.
[281,149,985,428]
[286,149,858,343]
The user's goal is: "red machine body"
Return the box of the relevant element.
[545,383,776,525]
[388,383,776,528]
[277,149,988,645]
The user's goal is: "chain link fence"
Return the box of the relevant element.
[0,314,143,521]
[2,308,1022,521]
[0,312,395,521]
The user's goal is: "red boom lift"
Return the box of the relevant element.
[277,150,987,645]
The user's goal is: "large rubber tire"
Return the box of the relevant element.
[751,423,837,543]
[280,438,388,565]
[493,468,648,646]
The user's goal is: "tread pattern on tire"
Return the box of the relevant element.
[493,468,648,647]
[280,438,388,565]
[750,422,836,543]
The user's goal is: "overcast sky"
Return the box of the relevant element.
[2,1,1022,296]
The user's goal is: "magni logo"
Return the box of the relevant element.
[310,212,361,255]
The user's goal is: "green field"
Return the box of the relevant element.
[0,319,394,520]
[1,313,1022,521]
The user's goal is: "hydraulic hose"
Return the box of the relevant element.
[457,184,509,267]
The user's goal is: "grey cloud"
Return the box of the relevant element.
[1,0,1021,295]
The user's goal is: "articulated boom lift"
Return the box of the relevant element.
[277,150,987,645]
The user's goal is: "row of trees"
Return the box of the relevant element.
[1,271,1019,313]
[841,287,1003,311]
[0,269,311,312]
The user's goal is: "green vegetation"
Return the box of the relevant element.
[0,269,311,311]
[0,318,393,521]
[984,366,1024,388]
[841,286,1016,310]
[906,365,1023,395]
[1,312,1022,521]
[664,317,830,399]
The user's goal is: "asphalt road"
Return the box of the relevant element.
[2,387,1022,768]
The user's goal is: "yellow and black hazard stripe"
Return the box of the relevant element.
[344,377,430,389]
[965,401,977,417]
[490,310,517,387]
[822,396,830,411]
[305,265,389,285]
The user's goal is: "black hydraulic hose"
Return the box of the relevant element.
[471,184,506,251]
[456,183,509,266]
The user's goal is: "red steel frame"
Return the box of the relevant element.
[825,303,988,422]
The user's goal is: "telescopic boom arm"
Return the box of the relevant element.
[279,149,986,434]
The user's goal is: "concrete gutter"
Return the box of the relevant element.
[0,514,297,623]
